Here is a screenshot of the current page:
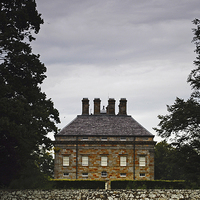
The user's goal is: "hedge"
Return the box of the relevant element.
[111,180,188,189]
[51,179,105,189]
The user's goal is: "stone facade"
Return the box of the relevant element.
[1,189,200,199]
[54,98,156,182]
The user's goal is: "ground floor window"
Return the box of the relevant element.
[82,173,88,178]
[63,172,69,177]
[101,171,107,177]
[140,173,145,177]
[120,173,126,177]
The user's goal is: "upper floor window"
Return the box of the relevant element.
[120,156,127,166]
[82,137,88,140]
[63,156,69,166]
[139,156,145,167]
[101,156,107,166]
[82,156,88,166]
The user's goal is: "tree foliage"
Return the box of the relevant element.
[0,0,60,187]
[155,141,200,182]
[154,19,200,184]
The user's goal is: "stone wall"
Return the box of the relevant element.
[1,189,200,199]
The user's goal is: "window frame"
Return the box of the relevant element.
[82,173,88,178]
[120,137,126,141]
[82,156,89,166]
[82,137,88,140]
[140,173,145,177]
[101,156,108,166]
[120,156,127,166]
[101,137,107,141]
[63,172,69,177]
[101,171,107,177]
[120,173,126,177]
[63,156,69,166]
[139,156,146,167]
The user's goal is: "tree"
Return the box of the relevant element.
[155,141,200,181]
[154,141,181,180]
[154,19,200,183]
[0,0,60,187]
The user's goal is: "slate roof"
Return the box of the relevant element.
[58,114,153,137]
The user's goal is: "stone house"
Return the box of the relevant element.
[54,98,156,181]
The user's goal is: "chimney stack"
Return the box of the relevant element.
[94,98,101,115]
[82,98,89,115]
[107,98,116,115]
[118,98,127,115]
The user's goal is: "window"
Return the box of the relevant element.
[82,173,88,178]
[82,137,88,140]
[63,156,69,166]
[101,156,107,166]
[101,171,107,177]
[120,173,126,177]
[120,156,127,166]
[101,137,107,141]
[140,173,145,177]
[139,156,145,167]
[120,137,126,141]
[82,156,88,166]
[63,172,69,177]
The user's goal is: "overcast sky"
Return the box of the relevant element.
[32,0,200,142]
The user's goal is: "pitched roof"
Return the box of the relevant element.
[57,114,153,137]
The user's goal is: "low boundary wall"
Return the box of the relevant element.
[1,189,200,199]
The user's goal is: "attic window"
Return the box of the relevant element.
[120,137,126,141]
[82,137,88,140]
[101,137,107,141]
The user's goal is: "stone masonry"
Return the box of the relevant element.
[54,98,156,182]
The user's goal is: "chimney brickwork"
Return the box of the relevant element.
[94,98,101,115]
[82,98,89,115]
[107,98,116,115]
[118,98,127,115]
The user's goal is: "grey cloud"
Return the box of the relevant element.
[34,0,199,141]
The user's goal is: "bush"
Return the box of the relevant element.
[111,180,187,189]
